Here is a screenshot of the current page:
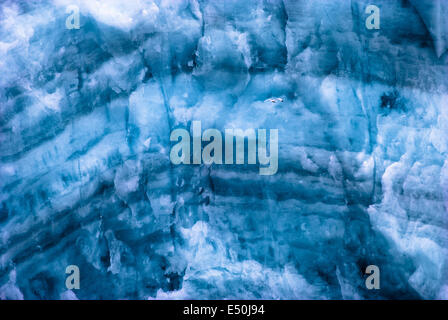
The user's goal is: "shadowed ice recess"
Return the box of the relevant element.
[0,0,447,299]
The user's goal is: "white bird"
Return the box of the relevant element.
[264,97,284,103]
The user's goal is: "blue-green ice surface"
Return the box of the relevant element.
[0,0,447,299]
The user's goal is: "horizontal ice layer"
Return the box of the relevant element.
[0,0,447,299]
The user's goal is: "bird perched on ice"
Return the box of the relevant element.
[264,97,284,103]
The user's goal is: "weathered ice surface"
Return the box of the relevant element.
[0,0,447,299]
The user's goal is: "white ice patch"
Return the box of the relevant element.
[174,221,320,299]
[53,0,160,31]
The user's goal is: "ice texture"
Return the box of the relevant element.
[0,0,447,299]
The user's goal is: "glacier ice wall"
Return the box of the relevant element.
[0,0,447,299]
